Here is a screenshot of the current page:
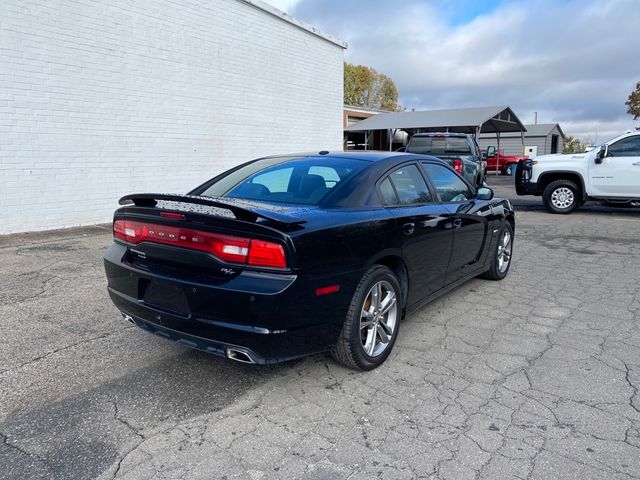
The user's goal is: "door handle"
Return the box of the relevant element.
[452,218,463,229]
[402,222,415,235]
[633,162,640,166]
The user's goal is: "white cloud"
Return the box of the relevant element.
[262,0,300,13]
[290,0,640,139]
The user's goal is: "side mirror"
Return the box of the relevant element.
[595,145,607,164]
[476,186,494,200]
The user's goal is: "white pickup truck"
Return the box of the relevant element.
[515,131,640,213]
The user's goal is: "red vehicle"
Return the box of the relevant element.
[483,146,528,175]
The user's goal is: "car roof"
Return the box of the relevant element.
[620,131,640,140]
[262,150,421,163]
[412,132,468,137]
[603,131,640,145]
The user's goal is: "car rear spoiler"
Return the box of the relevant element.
[119,193,307,226]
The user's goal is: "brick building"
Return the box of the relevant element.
[0,0,346,233]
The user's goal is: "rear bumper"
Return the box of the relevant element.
[104,243,355,363]
[110,292,335,364]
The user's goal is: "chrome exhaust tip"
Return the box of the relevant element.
[121,313,135,324]
[226,348,256,364]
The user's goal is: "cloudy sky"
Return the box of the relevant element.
[267,0,640,140]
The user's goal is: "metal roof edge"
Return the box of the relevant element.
[344,104,393,114]
[478,123,563,137]
[344,106,526,133]
[237,0,347,49]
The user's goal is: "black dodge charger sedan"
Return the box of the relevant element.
[104,151,514,370]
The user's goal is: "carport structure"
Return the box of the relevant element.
[344,106,527,160]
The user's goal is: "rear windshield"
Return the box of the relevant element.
[198,156,366,205]
[407,136,471,155]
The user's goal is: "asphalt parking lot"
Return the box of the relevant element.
[1,175,639,480]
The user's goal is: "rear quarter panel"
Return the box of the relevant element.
[286,208,397,328]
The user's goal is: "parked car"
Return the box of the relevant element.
[483,146,528,175]
[104,152,515,370]
[400,133,486,187]
[516,131,640,214]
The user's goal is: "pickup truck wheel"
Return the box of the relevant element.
[480,222,513,281]
[504,164,515,176]
[542,180,581,214]
[331,266,401,371]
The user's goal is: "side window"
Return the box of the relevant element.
[422,163,471,202]
[384,164,432,205]
[379,178,398,205]
[608,136,640,157]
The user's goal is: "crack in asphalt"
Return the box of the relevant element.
[623,361,640,415]
[0,431,52,472]
[0,327,135,377]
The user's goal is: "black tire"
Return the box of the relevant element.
[331,266,402,370]
[481,222,513,281]
[542,179,581,214]
[504,164,514,176]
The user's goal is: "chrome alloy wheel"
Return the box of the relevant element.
[551,187,575,209]
[360,280,398,357]
[497,230,512,273]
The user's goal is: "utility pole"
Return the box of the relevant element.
[534,112,538,125]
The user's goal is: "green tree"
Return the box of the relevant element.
[626,81,640,119]
[377,74,400,111]
[563,135,588,154]
[344,62,402,111]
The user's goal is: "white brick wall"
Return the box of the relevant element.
[0,0,345,234]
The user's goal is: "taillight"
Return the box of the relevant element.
[453,159,463,174]
[210,235,250,264]
[113,219,286,268]
[247,240,286,268]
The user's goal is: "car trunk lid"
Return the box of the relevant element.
[113,193,305,283]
